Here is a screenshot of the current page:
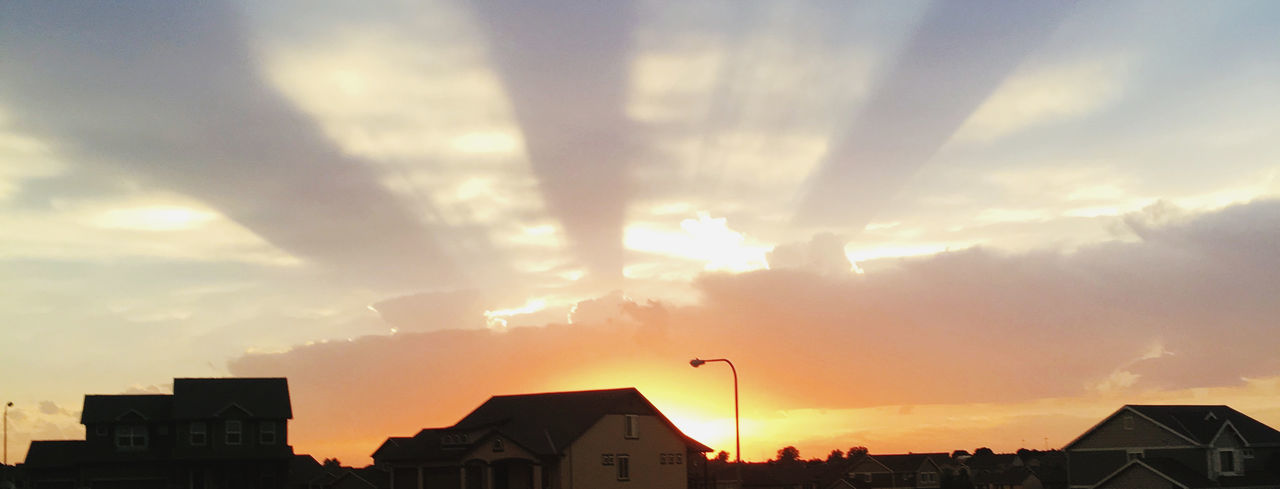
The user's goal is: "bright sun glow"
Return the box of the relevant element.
[93,205,218,231]
[483,298,548,329]
[624,212,770,273]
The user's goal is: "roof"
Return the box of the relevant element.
[80,394,172,424]
[1126,405,1280,445]
[453,387,710,455]
[172,377,292,419]
[1065,405,1280,450]
[972,466,1035,486]
[866,453,947,472]
[1093,458,1214,489]
[23,440,86,468]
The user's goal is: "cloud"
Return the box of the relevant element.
[0,2,464,290]
[229,200,1280,463]
[766,233,854,275]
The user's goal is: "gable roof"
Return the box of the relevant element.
[24,440,86,468]
[864,453,946,473]
[80,394,173,424]
[1064,405,1280,450]
[452,387,710,455]
[172,377,292,419]
[1092,458,1214,489]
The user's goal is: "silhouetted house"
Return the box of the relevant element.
[832,453,948,489]
[1064,405,1280,489]
[971,466,1040,489]
[24,377,293,489]
[372,387,711,489]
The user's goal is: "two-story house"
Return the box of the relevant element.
[24,377,294,489]
[1064,405,1280,489]
[372,387,711,489]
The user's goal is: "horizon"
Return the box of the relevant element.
[3,0,1280,467]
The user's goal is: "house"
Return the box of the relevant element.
[831,453,949,489]
[1064,405,1280,489]
[24,377,294,489]
[372,387,711,489]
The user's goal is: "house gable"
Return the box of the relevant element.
[1093,461,1187,489]
[1210,421,1246,449]
[1066,407,1198,450]
[850,457,893,474]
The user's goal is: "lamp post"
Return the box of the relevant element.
[690,358,740,485]
[4,401,11,466]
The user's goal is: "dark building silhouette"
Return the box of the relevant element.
[24,377,293,489]
[1064,405,1280,489]
[373,387,711,489]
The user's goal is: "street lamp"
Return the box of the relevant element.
[690,358,741,484]
[4,401,11,466]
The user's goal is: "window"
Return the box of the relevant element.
[225,420,242,445]
[660,454,669,465]
[617,454,630,481]
[190,422,207,446]
[115,425,147,449]
[1243,449,1255,459]
[624,415,639,439]
[492,438,504,452]
[920,472,938,483]
[259,422,276,445]
[1219,450,1239,475]
[676,453,683,464]
[602,453,615,465]
[1122,415,1134,430]
[1126,449,1144,461]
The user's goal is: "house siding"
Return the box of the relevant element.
[1145,448,1208,478]
[567,414,687,489]
[1094,465,1178,489]
[1071,412,1195,450]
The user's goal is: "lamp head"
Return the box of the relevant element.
[690,358,706,368]
[5,402,11,407]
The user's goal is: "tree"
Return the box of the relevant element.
[951,450,971,459]
[847,446,869,458]
[776,446,801,464]
[827,449,845,463]
[973,447,995,457]
[714,451,730,463]
[322,458,341,469]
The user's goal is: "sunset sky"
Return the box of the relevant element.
[3,0,1280,466]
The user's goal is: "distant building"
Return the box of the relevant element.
[831,453,949,489]
[24,377,294,489]
[372,387,711,489]
[1064,405,1280,489]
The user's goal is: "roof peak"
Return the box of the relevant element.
[488,387,640,398]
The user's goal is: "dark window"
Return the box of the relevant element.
[226,420,242,445]
[602,453,614,465]
[115,425,147,449]
[1127,451,1144,461]
[492,438,504,452]
[1122,415,1134,430]
[190,422,207,446]
[1220,450,1236,473]
[617,454,630,481]
[259,422,275,445]
[624,415,639,439]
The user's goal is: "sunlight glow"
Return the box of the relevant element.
[94,206,218,231]
[483,298,548,329]
[624,212,769,273]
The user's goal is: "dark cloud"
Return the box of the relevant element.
[797,0,1075,228]
[231,200,1280,463]
[0,2,465,289]
[469,0,637,286]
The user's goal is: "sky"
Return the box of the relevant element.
[2,0,1280,466]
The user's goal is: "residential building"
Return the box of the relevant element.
[24,377,294,489]
[832,453,949,489]
[372,387,711,489]
[1064,405,1280,489]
